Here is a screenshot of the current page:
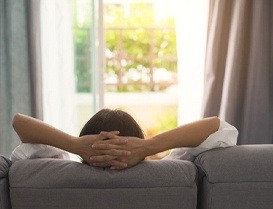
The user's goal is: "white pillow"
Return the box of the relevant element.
[10,143,70,163]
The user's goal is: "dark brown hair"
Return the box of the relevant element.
[79,108,144,138]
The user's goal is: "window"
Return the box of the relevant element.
[41,0,209,159]
[72,1,178,146]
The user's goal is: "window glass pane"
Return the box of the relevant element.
[104,1,178,159]
[71,0,100,134]
[72,0,178,159]
[72,0,92,93]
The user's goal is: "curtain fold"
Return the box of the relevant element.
[27,0,43,120]
[202,0,273,144]
[0,0,42,156]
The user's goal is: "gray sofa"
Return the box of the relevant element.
[1,145,273,209]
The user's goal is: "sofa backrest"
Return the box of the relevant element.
[9,158,198,209]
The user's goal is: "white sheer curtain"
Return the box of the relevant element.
[175,0,210,125]
[40,0,76,135]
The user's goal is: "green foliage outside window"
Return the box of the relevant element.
[72,2,177,92]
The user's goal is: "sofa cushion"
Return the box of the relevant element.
[10,158,196,188]
[9,158,197,209]
[195,145,273,209]
[0,155,12,178]
[0,155,12,209]
[195,145,273,183]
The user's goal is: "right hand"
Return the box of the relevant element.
[91,132,150,169]
[72,132,131,166]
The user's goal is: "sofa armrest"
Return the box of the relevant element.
[0,155,12,209]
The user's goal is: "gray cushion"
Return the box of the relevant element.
[0,155,12,178]
[10,158,196,188]
[0,155,12,209]
[195,145,273,209]
[200,180,273,209]
[9,158,198,209]
[195,145,273,183]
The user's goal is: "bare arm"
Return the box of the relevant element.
[13,113,77,151]
[91,116,220,169]
[12,113,129,164]
[144,116,220,155]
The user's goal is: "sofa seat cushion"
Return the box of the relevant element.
[195,145,273,183]
[9,158,197,209]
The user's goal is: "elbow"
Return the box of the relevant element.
[207,116,220,132]
[12,113,27,143]
[12,113,22,129]
[12,113,27,142]
[211,116,220,121]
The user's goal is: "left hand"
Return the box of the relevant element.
[72,132,130,166]
[91,132,149,169]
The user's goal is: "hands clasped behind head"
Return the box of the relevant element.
[79,109,145,169]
